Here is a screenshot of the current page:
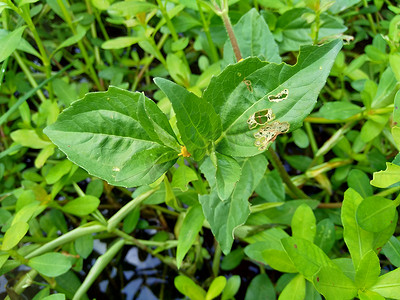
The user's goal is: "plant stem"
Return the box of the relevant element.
[266,147,310,199]
[197,0,219,63]
[4,269,38,300]
[362,0,377,34]
[221,10,241,61]
[212,241,222,277]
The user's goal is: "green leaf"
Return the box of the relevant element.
[318,102,362,120]
[154,78,221,160]
[279,274,306,300]
[123,206,140,234]
[255,170,284,202]
[370,268,400,298]
[199,155,268,254]
[314,219,335,254]
[62,196,100,216]
[166,53,191,87]
[101,36,143,49]
[41,294,66,300]
[372,67,398,109]
[74,234,94,259]
[281,237,335,281]
[341,188,374,268]
[53,25,87,55]
[291,204,316,242]
[371,163,400,188]
[275,9,346,53]
[262,249,298,273]
[107,1,157,17]
[329,0,361,13]
[221,275,241,300]
[382,236,400,268]
[171,165,198,192]
[44,87,178,187]
[1,222,29,250]
[174,275,206,300]
[28,253,72,277]
[358,290,385,300]
[52,78,78,107]
[176,204,204,269]
[11,129,52,149]
[292,128,309,149]
[355,250,380,289]
[203,39,342,157]
[221,248,244,271]
[347,169,373,198]
[356,196,396,233]
[0,26,26,63]
[45,160,73,184]
[313,266,357,300]
[206,276,226,300]
[244,274,275,300]
[223,8,281,66]
[360,115,388,143]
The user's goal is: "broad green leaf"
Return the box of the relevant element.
[176,204,204,269]
[107,1,157,17]
[52,78,78,107]
[74,234,94,259]
[244,274,275,300]
[279,274,306,300]
[262,249,297,273]
[0,29,40,58]
[45,160,73,184]
[390,53,400,83]
[203,39,342,157]
[201,153,242,201]
[221,275,241,300]
[0,253,9,269]
[281,237,335,281]
[0,26,26,62]
[101,36,143,49]
[318,102,362,120]
[221,248,244,270]
[313,266,357,300]
[166,53,191,87]
[255,170,284,202]
[275,9,346,53]
[62,195,100,216]
[333,258,355,281]
[11,129,52,149]
[372,67,398,109]
[347,169,373,198]
[356,196,396,233]
[28,253,71,277]
[174,275,206,300]
[371,163,400,188]
[223,8,281,66]
[261,200,319,225]
[155,78,222,160]
[137,92,180,151]
[358,290,385,300]
[41,294,66,300]
[171,165,198,192]
[44,87,178,187]
[341,188,374,268]
[123,206,140,234]
[206,276,226,300]
[314,219,335,254]
[1,222,29,250]
[329,0,361,13]
[199,155,268,254]
[292,128,309,149]
[370,268,400,298]
[244,228,290,260]
[360,115,388,143]
[291,204,316,242]
[355,250,380,289]
[53,25,87,55]
[382,236,400,267]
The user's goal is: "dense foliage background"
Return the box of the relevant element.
[1,0,400,299]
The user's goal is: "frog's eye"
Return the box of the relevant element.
[247,109,275,129]
[268,88,289,102]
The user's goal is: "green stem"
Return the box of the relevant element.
[56,0,103,90]
[212,241,222,277]
[4,269,38,300]
[266,147,310,199]
[0,58,8,89]
[220,9,241,61]
[73,239,125,300]
[362,0,377,34]
[197,0,219,63]
[25,223,105,259]
[107,189,155,231]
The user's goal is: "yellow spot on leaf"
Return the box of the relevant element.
[112,167,120,172]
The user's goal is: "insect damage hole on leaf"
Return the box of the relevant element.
[253,121,290,151]
[268,88,289,102]
[247,109,275,129]
[243,78,253,93]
